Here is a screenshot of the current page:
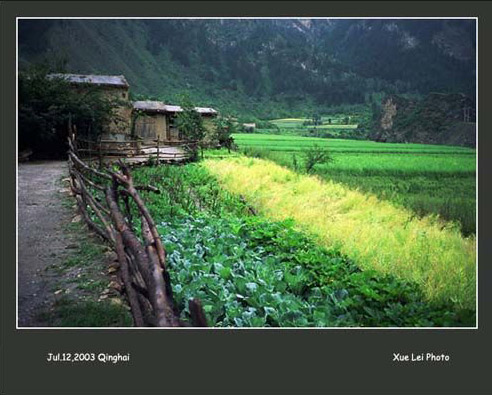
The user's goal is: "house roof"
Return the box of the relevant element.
[163,105,183,113]
[133,101,218,115]
[195,107,218,115]
[133,101,167,113]
[47,73,129,88]
[164,105,218,115]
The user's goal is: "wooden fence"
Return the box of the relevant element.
[68,134,207,327]
[75,137,198,166]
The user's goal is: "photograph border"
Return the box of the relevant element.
[2,2,490,395]
[15,15,479,330]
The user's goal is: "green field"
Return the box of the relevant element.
[232,133,476,235]
[132,164,475,326]
[255,117,363,139]
[233,133,474,154]
[271,118,359,129]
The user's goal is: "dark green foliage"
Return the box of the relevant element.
[18,64,116,158]
[175,95,206,159]
[18,19,475,119]
[161,215,473,327]
[176,95,206,142]
[303,113,322,126]
[256,120,278,130]
[132,164,474,327]
[370,93,476,147]
[292,153,299,171]
[239,146,280,163]
[212,116,237,151]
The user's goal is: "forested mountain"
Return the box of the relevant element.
[18,19,476,118]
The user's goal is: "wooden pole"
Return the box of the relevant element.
[67,137,205,327]
[67,113,73,155]
[113,229,145,326]
[156,136,160,165]
[98,136,103,169]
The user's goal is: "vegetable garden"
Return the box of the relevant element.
[132,162,475,327]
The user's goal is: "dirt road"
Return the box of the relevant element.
[17,161,73,327]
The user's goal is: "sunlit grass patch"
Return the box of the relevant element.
[204,157,476,310]
[232,133,476,235]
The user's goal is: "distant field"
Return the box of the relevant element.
[232,133,477,235]
[233,133,475,154]
[271,118,358,129]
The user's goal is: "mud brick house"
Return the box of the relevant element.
[133,101,218,142]
[48,73,218,144]
[47,73,133,140]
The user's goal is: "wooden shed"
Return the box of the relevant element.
[132,101,170,142]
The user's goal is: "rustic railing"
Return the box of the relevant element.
[67,134,207,327]
[75,137,198,166]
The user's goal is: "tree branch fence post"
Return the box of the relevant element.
[67,134,207,327]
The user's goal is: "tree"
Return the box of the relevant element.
[176,95,206,159]
[212,116,236,152]
[303,144,333,173]
[312,113,322,126]
[18,64,116,158]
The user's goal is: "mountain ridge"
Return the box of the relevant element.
[18,19,476,118]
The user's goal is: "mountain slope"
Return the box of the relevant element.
[18,19,476,118]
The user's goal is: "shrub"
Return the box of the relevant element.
[213,116,237,151]
[18,64,117,158]
[303,144,334,173]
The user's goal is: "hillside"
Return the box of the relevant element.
[370,93,476,147]
[18,19,476,119]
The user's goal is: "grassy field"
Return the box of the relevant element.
[132,164,475,326]
[204,157,476,311]
[232,133,476,235]
[257,117,363,138]
[271,118,359,129]
[233,133,474,154]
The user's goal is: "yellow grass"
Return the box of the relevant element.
[204,157,476,310]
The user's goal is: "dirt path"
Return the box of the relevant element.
[17,161,73,327]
